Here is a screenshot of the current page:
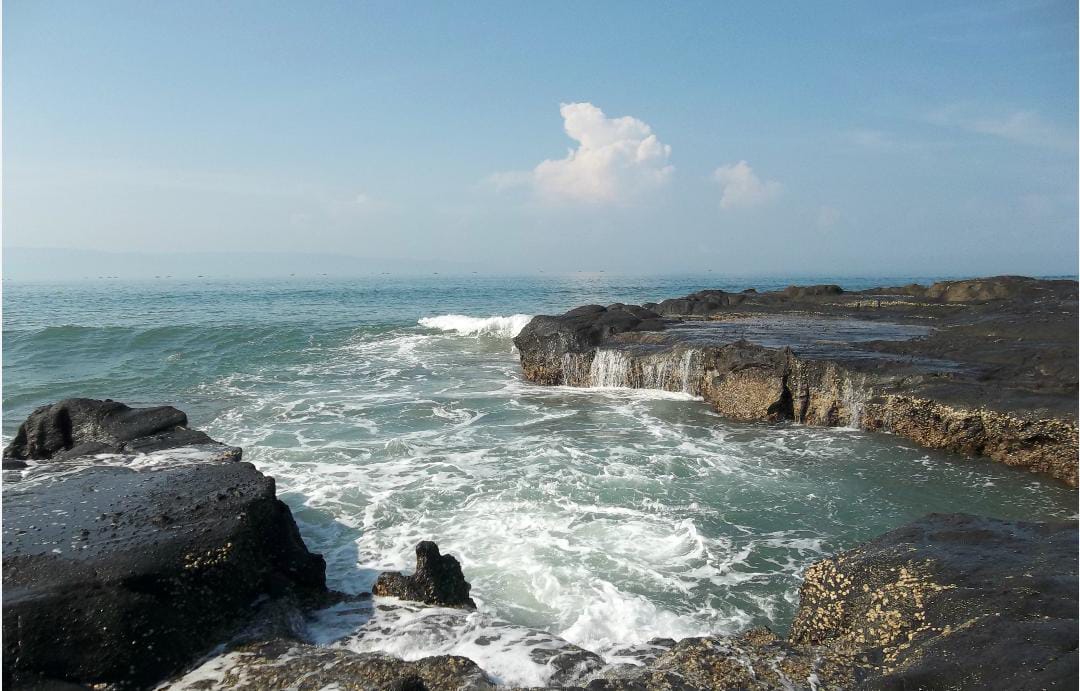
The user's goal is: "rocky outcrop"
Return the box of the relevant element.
[2,400,327,689]
[374,541,477,609]
[3,397,239,463]
[514,278,1079,486]
[917,275,1078,303]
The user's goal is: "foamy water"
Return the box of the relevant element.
[4,275,1075,686]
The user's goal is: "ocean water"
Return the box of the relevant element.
[4,274,1076,686]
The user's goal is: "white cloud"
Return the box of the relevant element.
[493,102,673,204]
[712,161,781,209]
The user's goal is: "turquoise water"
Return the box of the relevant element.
[3,275,1075,681]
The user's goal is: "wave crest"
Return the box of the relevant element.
[418,314,533,338]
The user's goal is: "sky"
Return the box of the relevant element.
[3,0,1078,277]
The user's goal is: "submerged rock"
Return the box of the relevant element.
[374,541,477,609]
[3,397,240,462]
[2,400,326,689]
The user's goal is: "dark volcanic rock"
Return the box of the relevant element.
[2,402,326,689]
[374,541,476,609]
[3,398,239,462]
[790,513,1078,689]
[513,304,665,385]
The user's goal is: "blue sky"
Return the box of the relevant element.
[4,0,1077,276]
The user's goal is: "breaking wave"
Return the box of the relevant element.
[418,314,533,338]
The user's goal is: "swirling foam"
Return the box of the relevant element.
[418,314,533,338]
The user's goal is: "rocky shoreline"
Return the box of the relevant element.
[513,276,1079,486]
[3,396,1077,689]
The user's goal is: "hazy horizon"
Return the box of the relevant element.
[4,246,1078,284]
[4,1,1078,277]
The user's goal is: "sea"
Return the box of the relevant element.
[3,273,1075,686]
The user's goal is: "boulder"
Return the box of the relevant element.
[373,541,476,609]
[782,284,843,298]
[649,290,747,317]
[3,398,239,462]
[2,401,326,689]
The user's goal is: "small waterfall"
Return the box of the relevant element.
[560,352,592,386]
[640,356,670,390]
[589,349,632,387]
[840,375,868,429]
[588,347,702,394]
[677,349,698,395]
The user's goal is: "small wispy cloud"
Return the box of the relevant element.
[928,106,1075,151]
[849,129,905,152]
[489,102,673,205]
[713,161,781,210]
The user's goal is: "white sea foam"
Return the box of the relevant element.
[306,598,598,687]
[418,314,533,338]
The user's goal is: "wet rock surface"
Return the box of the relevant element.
[514,276,1079,485]
[2,401,327,689]
[374,540,477,609]
[163,638,497,690]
